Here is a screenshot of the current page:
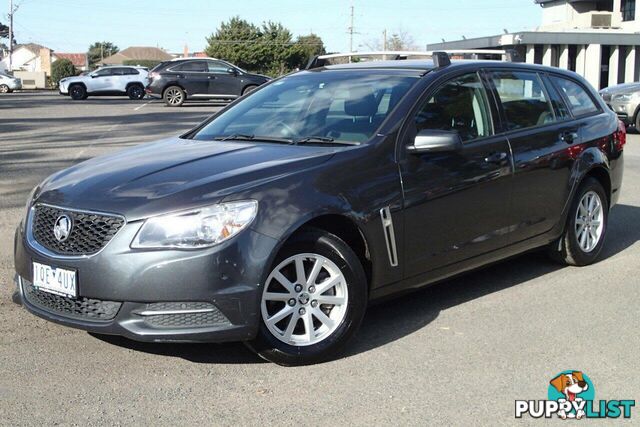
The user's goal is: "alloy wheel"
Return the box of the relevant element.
[165,88,183,105]
[0,84,9,93]
[261,253,349,346]
[574,190,604,253]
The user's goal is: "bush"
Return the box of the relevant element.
[123,59,161,69]
[50,59,77,88]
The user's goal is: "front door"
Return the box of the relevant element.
[207,61,242,97]
[399,71,513,278]
[87,68,114,92]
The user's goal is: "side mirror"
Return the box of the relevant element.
[406,130,463,154]
[227,68,238,75]
[91,74,98,78]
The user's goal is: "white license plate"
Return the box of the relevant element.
[32,262,77,298]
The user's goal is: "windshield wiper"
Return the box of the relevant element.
[213,134,255,141]
[294,136,359,146]
[212,134,292,144]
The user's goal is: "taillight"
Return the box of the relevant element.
[613,120,627,151]
[149,71,159,80]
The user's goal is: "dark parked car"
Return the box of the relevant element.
[14,52,624,365]
[145,58,270,106]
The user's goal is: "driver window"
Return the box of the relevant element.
[415,73,492,142]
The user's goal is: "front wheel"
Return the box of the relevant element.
[548,177,608,266]
[69,85,87,100]
[0,84,10,93]
[246,228,367,366]
[242,85,258,96]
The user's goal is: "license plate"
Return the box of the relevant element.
[32,262,77,298]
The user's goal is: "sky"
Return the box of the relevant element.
[3,0,542,54]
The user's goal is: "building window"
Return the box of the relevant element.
[622,0,635,22]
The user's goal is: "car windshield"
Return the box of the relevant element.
[192,70,419,144]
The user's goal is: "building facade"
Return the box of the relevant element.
[427,0,640,90]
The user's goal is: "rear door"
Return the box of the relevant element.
[206,60,243,97]
[487,69,578,243]
[399,71,513,277]
[172,60,209,95]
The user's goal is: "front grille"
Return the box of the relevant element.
[22,281,122,321]
[141,302,230,329]
[31,204,124,256]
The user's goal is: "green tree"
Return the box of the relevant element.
[204,17,326,76]
[87,41,119,68]
[205,17,262,72]
[295,33,326,65]
[50,58,77,88]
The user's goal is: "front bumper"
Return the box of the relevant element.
[13,218,279,343]
[606,100,637,125]
[58,81,70,94]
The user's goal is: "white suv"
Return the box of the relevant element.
[59,66,149,100]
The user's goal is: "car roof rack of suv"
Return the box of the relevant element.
[305,49,518,70]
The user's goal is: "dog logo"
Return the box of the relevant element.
[549,371,591,419]
[516,370,634,419]
[53,215,72,242]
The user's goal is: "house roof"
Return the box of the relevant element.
[15,43,50,55]
[55,53,87,68]
[102,46,173,64]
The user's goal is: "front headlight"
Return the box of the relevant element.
[613,92,640,102]
[131,200,258,249]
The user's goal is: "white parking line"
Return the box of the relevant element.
[134,100,153,111]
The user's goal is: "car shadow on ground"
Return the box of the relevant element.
[88,204,640,364]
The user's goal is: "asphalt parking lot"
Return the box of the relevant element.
[1,92,639,425]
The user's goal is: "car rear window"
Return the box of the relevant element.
[549,76,599,117]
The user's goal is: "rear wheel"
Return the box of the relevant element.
[127,84,145,100]
[163,86,185,107]
[246,228,367,366]
[548,178,608,266]
[69,84,87,100]
[0,84,10,93]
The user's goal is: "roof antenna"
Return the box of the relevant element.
[432,51,451,68]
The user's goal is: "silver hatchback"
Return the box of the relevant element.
[0,72,22,93]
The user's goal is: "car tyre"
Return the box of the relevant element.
[548,177,608,266]
[127,84,145,100]
[0,84,10,93]
[163,86,185,107]
[242,85,258,96]
[69,84,87,100]
[246,228,367,366]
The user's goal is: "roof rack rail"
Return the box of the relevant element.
[305,49,518,70]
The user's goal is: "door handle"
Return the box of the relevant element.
[484,152,507,164]
[208,76,216,79]
[560,131,579,144]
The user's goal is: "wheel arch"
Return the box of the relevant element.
[266,213,373,290]
[582,166,612,208]
[162,83,186,97]
[125,81,144,89]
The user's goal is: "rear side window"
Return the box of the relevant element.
[491,71,556,130]
[414,73,493,142]
[124,68,140,75]
[173,61,207,72]
[549,76,599,117]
